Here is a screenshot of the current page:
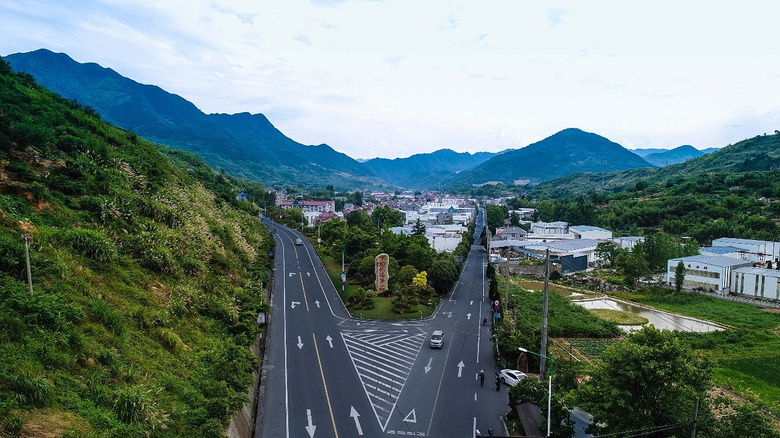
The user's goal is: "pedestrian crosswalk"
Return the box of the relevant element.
[341,330,425,431]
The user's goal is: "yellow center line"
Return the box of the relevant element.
[312,333,339,438]
[299,270,310,311]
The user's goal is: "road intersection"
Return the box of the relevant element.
[256,213,512,437]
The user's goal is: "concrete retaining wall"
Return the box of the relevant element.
[226,334,263,438]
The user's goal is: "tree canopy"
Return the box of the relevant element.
[577,326,712,438]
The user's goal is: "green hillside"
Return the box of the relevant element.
[527,132,780,199]
[5,49,385,191]
[446,128,653,188]
[0,58,272,437]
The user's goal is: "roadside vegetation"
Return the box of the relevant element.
[494,271,779,437]
[304,209,475,317]
[486,174,780,436]
[0,59,273,437]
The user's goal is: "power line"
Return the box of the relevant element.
[591,421,689,438]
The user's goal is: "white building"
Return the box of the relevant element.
[611,236,645,250]
[666,255,752,292]
[526,239,604,267]
[731,267,780,301]
[569,225,613,240]
[699,246,747,259]
[495,226,528,240]
[711,238,780,264]
[279,199,335,213]
[429,234,462,253]
[530,221,568,234]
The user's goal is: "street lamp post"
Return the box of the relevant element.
[518,347,558,438]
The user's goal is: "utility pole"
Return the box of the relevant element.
[691,397,700,438]
[504,258,510,311]
[539,247,550,381]
[23,235,33,293]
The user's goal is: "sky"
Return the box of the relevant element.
[2,1,780,160]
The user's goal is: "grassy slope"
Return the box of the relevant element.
[0,60,272,437]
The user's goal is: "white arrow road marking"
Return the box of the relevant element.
[315,300,321,308]
[424,357,433,374]
[350,406,364,435]
[467,313,472,320]
[470,300,474,305]
[403,409,417,423]
[297,336,304,349]
[457,361,465,378]
[325,335,333,348]
[291,301,301,309]
[443,312,452,318]
[305,409,316,437]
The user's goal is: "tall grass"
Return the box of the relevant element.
[6,372,53,407]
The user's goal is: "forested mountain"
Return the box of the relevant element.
[642,145,705,167]
[631,148,667,157]
[446,128,653,188]
[361,148,497,189]
[0,58,272,436]
[525,132,780,199]
[5,49,384,190]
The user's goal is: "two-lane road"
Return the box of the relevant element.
[257,213,510,438]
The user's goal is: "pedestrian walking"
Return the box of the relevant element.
[494,373,501,391]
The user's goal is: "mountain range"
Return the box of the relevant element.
[525,132,780,199]
[632,145,719,167]
[3,49,719,191]
[445,128,654,188]
[361,149,498,189]
[4,49,382,190]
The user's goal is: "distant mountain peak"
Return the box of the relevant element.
[446,128,653,188]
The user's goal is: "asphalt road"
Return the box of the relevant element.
[256,213,512,438]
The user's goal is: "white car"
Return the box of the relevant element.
[499,369,527,386]
[429,330,444,349]
[295,238,303,246]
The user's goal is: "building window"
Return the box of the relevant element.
[687,268,720,279]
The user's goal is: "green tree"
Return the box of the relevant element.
[595,241,621,266]
[577,326,712,438]
[371,205,404,229]
[509,211,521,227]
[508,378,575,438]
[345,209,373,230]
[396,265,419,287]
[706,400,780,438]
[534,199,554,222]
[392,283,421,314]
[349,191,364,207]
[674,260,686,293]
[412,219,426,235]
[428,253,460,295]
[615,243,650,286]
[486,204,508,234]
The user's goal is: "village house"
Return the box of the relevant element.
[278,199,335,213]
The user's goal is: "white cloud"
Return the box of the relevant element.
[1,0,780,159]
